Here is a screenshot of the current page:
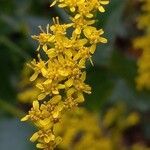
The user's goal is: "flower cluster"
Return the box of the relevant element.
[56,108,111,150]
[55,105,144,150]
[134,0,150,90]
[21,0,109,149]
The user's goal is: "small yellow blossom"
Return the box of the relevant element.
[83,26,107,44]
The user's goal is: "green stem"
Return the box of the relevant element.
[0,99,25,118]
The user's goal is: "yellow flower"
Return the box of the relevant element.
[71,16,95,35]
[32,25,55,47]
[83,26,107,44]
[29,58,46,81]
[50,17,73,35]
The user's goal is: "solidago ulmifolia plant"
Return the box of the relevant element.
[134,0,150,90]
[21,0,109,149]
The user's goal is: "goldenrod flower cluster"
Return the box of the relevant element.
[55,105,147,150]
[134,0,150,90]
[18,70,149,150]
[21,0,109,149]
[56,108,112,150]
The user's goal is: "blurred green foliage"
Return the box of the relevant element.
[0,0,149,149]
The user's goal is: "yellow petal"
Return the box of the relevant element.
[36,143,46,149]
[73,53,80,61]
[74,14,81,19]
[89,58,94,66]
[55,136,62,144]
[47,49,57,58]
[98,6,105,12]
[36,83,43,90]
[37,118,52,129]
[48,35,55,42]
[59,70,69,76]
[51,95,61,104]
[75,28,81,34]
[43,79,52,85]
[44,137,51,143]
[70,7,75,12]
[38,93,46,100]
[79,59,86,68]
[58,84,65,89]
[21,115,29,121]
[76,92,84,103]
[30,132,39,142]
[58,4,67,8]
[33,101,39,109]
[52,90,59,95]
[41,68,47,76]
[67,88,75,96]
[90,44,96,54]
[64,50,72,57]
[78,39,88,45]
[42,44,47,51]
[86,13,93,18]
[53,111,59,118]
[65,79,73,87]
[100,37,107,43]
[50,0,57,7]
[100,1,109,5]
[81,72,86,81]
[30,72,38,81]
[58,55,64,63]
[83,26,94,37]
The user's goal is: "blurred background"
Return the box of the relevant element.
[0,0,149,149]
